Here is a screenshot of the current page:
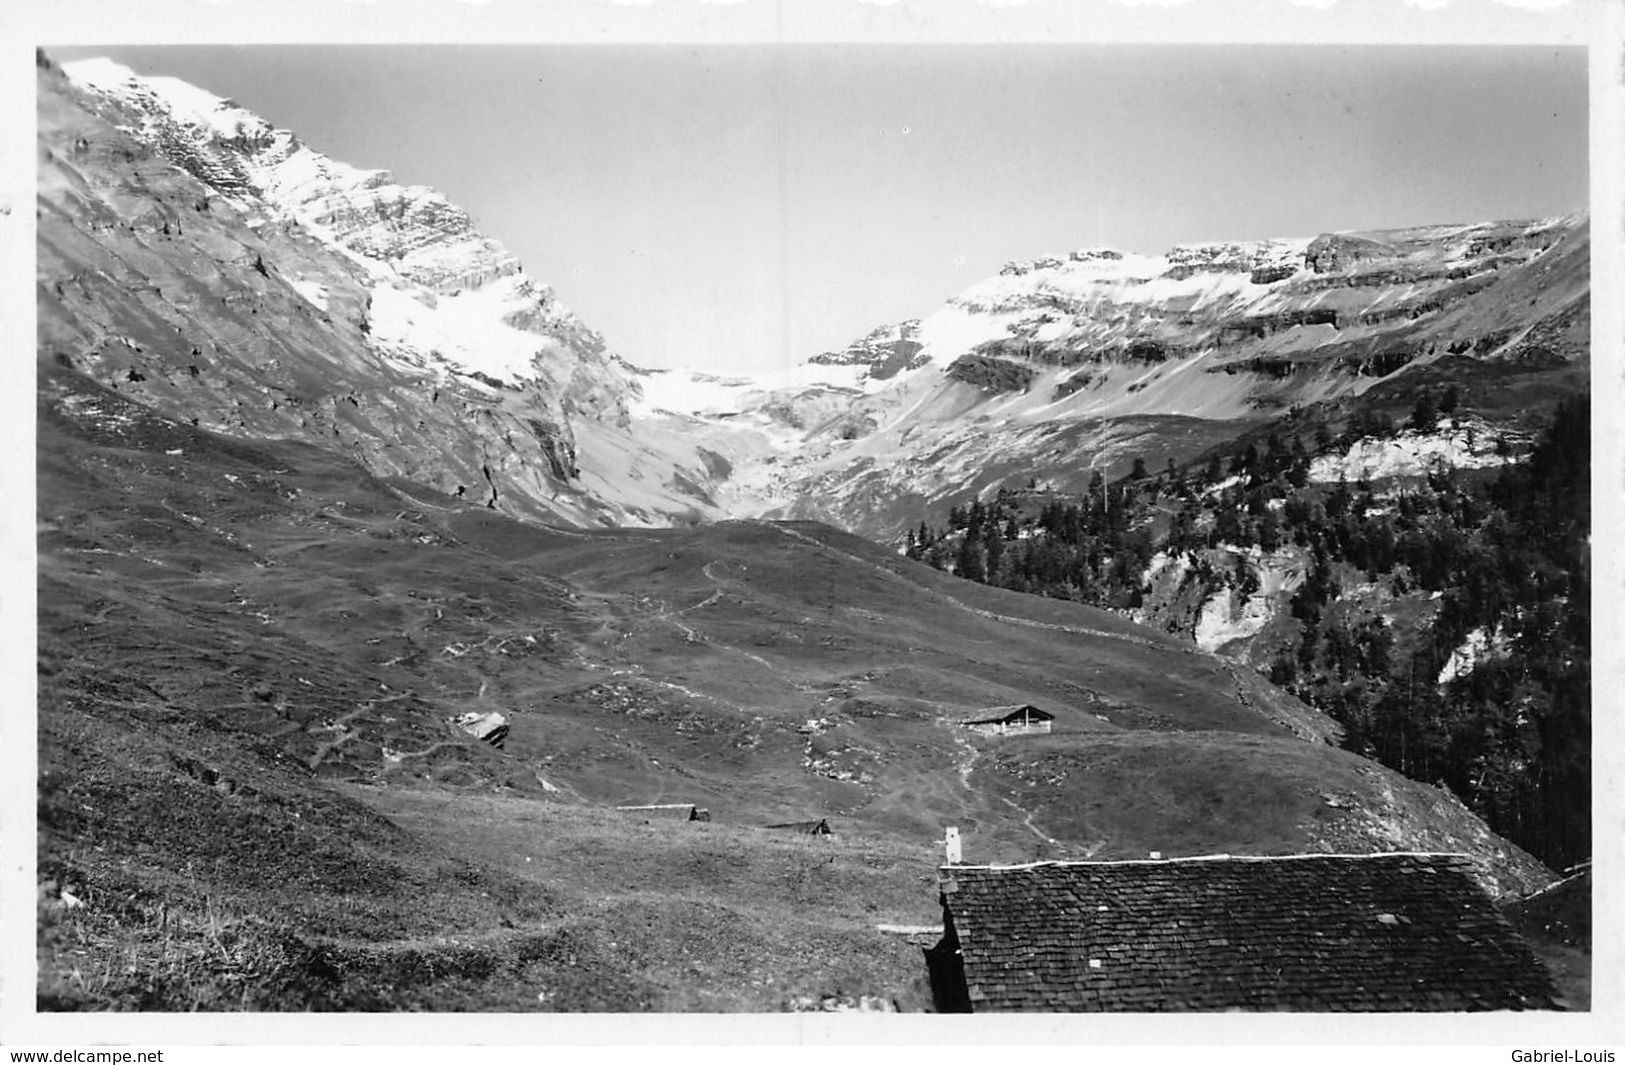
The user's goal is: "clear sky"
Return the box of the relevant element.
[49,43,1587,375]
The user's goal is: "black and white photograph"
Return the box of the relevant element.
[7,0,1619,1049]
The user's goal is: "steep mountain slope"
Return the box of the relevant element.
[36,54,1578,1010]
[899,389,1590,877]
[39,56,737,529]
[50,54,1584,552]
[736,216,1587,541]
[806,318,930,383]
[37,356,1556,1007]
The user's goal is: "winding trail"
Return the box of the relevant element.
[627,550,786,674]
[680,589,728,616]
[999,794,1061,846]
[380,738,465,764]
[948,722,981,794]
[305,691,417,769]
[652,601,703,643]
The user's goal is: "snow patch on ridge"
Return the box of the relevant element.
[914,304,1027,365]
[67,58,254,139]
[366,278,558,384]
[65,57,520,297]
[948,239,1312,320]
[628,368,768,418]
[287,277,329,312]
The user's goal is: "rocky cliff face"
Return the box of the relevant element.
[63,57,524,298]
[805,319,929,383]
[39,56,1589,549]
[734,214,1588,541]
[39,57,731,528]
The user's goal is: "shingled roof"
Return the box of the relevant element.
[928,853,1558,1012]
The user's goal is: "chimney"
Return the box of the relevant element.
[945,827,962,864]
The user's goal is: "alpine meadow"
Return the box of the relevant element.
[33,40,1593,1017]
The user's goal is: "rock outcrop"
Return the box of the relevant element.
[806,319,930,383]
[38,57,1589,549]
[65,57,522,296]
[727,213,1588,541]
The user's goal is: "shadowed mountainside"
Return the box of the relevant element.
[38,360,1555,1009]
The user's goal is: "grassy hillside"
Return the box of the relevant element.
[37,365,1554,1010]
[910,385,1589,873]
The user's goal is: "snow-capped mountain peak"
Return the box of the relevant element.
[45,56,754,529]
[44,57,1589,546]
[64,57,520,296]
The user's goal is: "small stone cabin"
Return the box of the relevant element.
[451,710,509,749]
[616,803,710,822]
[925,853,1559,1012]
[961,705,1054,737]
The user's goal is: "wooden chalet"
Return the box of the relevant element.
[926,853,1559,1012]
[960,704,1054,737]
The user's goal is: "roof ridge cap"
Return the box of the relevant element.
[942,851,1478,871]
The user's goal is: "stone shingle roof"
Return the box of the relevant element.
[937,853,1558,1012]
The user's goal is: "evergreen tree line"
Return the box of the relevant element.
[903,394,1590,869]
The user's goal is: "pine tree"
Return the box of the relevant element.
[1257,510,1281,553]
[956,527,986,583]
[1411,391,1438,432]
